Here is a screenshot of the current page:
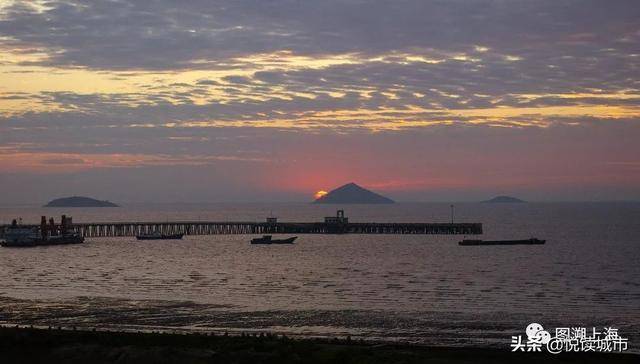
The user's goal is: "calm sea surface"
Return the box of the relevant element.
[1,203,639,349]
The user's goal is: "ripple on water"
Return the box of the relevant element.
[1,203,639,347]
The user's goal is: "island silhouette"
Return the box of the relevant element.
[313,183,394,204]
[482,196,526,203]
[44,196,119,207]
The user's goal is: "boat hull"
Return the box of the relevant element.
[1,236,84,248]
[136,234,184,240]
[251,236,297,244]
[459,239,545,246]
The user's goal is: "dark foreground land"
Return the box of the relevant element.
[1,327,637,364]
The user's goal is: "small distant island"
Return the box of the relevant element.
[314,182,394,204]
[482,195,526,203]
[44,196,119,207]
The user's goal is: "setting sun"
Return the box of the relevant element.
[314,190,328,200]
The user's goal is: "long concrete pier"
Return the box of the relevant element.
[67,221,481,237]
[0,211,483,238]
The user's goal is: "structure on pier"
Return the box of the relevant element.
[1,210,482,238]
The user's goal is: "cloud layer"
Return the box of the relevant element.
[0,0,639,202]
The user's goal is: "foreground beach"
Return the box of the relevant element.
[1,326,636,364]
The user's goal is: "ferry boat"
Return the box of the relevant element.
[135,232,184,240]
[458,238,545,246]
[250,235,297,244]
[1,216,84,247]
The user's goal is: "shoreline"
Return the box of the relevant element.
[1,326,637,363]
[1,295,638,353]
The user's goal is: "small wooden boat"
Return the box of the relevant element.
[459,238,545,246]
[251,235,297,244]
[136,233,184,240]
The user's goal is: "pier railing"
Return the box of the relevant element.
[0,221,481,238]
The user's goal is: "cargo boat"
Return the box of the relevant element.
[459,238,545,246]
[136,233,184,240]
[1,216,84,248]
[251,235,297,244]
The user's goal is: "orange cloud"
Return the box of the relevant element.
[0,151,266,173]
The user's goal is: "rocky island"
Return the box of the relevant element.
[483,196,526,203]
[314,183,394,204]
[44,196,119,207]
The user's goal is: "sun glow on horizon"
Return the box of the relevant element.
[314,190,328,200]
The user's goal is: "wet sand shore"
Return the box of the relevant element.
[1,326,637,364]
[2,296,637,350]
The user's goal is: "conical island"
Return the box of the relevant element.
[313,183,394,204]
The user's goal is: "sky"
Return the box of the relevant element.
[0,0,639,204]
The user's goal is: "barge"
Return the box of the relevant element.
[459,238,545,246]
[1,215,84,247]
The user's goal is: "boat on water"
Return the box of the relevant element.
[135,232,184,240]
[459,238,545,246]
[1,216,84,248]
[251,235,297,244]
